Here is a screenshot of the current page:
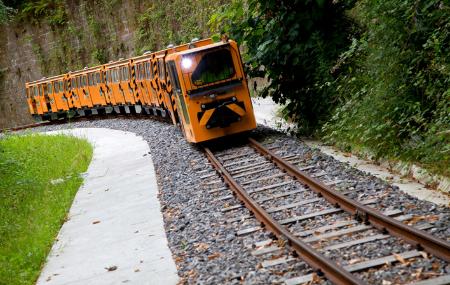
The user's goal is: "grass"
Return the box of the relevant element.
[0,133,93,285]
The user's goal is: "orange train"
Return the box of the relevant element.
[25,38,256,143]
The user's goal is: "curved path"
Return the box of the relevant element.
[37,128,178,285]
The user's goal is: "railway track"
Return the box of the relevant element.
[201,137,450,285]
[0,113,164,134]
[4,118,449,284]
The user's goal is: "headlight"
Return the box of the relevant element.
[181,57,193,69]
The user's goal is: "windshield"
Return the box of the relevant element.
[191,49,235,86]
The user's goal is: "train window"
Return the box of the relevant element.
[34,86,38,97]
[54,82,59,93]
[83,76,87,87]
[136,64,140,80]
[191,49,235,86]
[146,62,151,79]
[96,72,101,84]
[158,60,165,80]
[167,61,181,93]
[77,77,81,88]
[124,67,129,80]
[60,81,64,91]
[88,74,92,86]
[48,83,53,93]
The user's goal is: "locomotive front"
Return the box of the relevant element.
[166,40,257,143]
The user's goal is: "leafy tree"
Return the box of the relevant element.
[211,0,356,134]
[0,0,15,23]
[322,0,450,175]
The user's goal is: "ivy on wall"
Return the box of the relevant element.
[135,0,227,54]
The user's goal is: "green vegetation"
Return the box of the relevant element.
[0,134,92,285]
[135,0,227,54]
[211,0,355,134]
[211,0,449,176]
[0,0,14,23]
[322,0,450,176]
[14,0,67,26]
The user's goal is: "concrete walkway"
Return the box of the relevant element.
[37,128,178,285]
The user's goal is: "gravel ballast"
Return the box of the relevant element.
[21,118,450,284]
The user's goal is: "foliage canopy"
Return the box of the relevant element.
[212,0,449,175]
[322,0,450,175]
[211,0,356,134]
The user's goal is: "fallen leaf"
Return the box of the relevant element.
[415,267,423,279]
[311,273,321,284]
[276,239,286,247]
[92,220,101,224]
[208,252,221,260]
[348,258,362,265]
[134,269,140,272]
[105,265,117,271]
[393,253,407,265]
[420,251,428,259]
[431,262,440,270]
[195,243,209,252]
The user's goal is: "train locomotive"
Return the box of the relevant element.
[25,38,257,143]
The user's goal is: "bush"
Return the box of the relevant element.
[210,0,356,134]
[322,0,450,175]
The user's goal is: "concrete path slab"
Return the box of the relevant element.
[36,128,178,285]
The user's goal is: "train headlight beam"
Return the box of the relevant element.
[181,57,193,70]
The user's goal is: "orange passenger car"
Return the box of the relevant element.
[25,38,256,143]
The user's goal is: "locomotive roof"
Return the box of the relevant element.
[176,41,230,56]
[26,38,227,86]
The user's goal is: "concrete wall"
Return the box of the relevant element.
[0,1,140,128]
[0,0,221,128]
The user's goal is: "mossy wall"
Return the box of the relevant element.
[0,0,226,128]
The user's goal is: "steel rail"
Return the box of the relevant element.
[248,137,450,262]
[203,146,366,285]
[0,121,52,133]
[0,114,161,134]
